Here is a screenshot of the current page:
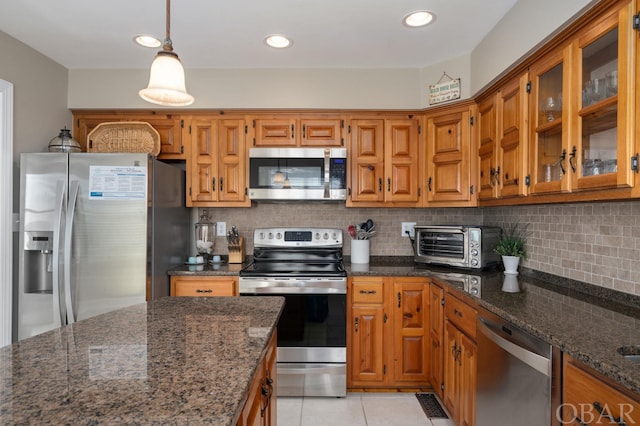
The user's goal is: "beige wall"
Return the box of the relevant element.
[0,31,69,204]
[470,0,596,94]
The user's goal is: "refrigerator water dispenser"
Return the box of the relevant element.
[23,231,53,294]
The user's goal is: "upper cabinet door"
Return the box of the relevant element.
[217,119,247,203]
[528,47,571,195]
[477,94,499,201]
[570,1,634,191]
[498,72,529,198]
[385,119,420,203]
[425,104,475,205]
[349,119,385,203]
[253,117,297,146]
[300,118,344,146]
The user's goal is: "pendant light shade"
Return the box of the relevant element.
[139,0,194,106]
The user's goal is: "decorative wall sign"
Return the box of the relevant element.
[429,72,461,105]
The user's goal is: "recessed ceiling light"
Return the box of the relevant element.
[134,34,162,48]
[264,34,293,49]
[403,10,436,28]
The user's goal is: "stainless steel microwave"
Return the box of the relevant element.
[248,147,347,201]
[414,225,501,269]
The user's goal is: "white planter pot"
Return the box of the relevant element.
[501,255,520,275]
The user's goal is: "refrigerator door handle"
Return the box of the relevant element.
[51,181,67,328]
[64,180,80,324]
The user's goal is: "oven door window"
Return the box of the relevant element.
[250,157,324,189]
[419,231,465,259]
[277,294,346,348]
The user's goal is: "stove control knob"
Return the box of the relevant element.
[276,232,282,240]
[471,249,478,256]
[332,232,338,240]
[315,232,321,240]
[323,232,329,240]
[268,232,274,240]
[259,232,265,240]
[471,259,478,266]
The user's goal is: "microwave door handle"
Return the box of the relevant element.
[323,148,330,198]
[63,180,79,324]
[51,181,66,328]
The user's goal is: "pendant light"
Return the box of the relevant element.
[139,0,194,106]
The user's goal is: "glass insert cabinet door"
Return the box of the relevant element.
[529,48,569,195]
[529,0,635,195]
[571,2,634,191]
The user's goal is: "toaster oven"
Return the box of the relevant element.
[414,225,500,269]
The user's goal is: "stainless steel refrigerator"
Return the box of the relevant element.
[17,153,189,341]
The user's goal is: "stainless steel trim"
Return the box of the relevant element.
[249,147,347,158]
[478,316,551,377]
[278,346,346,363]
[239,277,347,294]
[248,187,346,201]
[277,362,347,397]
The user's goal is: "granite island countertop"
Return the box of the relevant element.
[0,296,284,425]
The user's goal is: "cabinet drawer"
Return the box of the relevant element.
[171,277,237,297]
[563,356,640,425]
[444,293,477,340]
[351,279,384,304]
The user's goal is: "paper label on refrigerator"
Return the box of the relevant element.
[88,166,147,200]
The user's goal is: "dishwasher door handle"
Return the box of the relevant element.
[478,317,551,377]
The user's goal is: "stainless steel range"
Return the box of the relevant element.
[239,227,347,397]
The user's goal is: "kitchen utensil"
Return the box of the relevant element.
[366,219,374,231]
[348,225,356,239]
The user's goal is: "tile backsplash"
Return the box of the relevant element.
[483,201,640,296]
[199,199,640,296]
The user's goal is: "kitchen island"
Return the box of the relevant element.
[0,296,284,425]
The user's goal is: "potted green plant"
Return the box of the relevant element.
[494,223,529,274]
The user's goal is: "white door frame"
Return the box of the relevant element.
[0,80,14,347]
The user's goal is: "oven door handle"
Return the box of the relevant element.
[277,364,346,375]
[241,287,347,295]
[323,148,331,199]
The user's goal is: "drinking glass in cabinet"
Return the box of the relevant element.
[540,95,562,122]
[584,78,607,106]
[605,71,618,97]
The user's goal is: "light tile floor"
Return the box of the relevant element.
[277,393,456,426]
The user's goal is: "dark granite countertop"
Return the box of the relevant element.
[167,255,640,395]
[347,257,640,396]
[0,296,284,425]
[169,260,246,276]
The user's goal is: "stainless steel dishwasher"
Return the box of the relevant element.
[476,311,554,426]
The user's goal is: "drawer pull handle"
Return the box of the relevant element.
[359,290,377,294]
[196,289,213,293]
[454,308,463,318]
[355,317,359,332]
[593,401,627,426]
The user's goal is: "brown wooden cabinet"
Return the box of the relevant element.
[424,101,477,206]
[347,276,429,388]
[188,117,250,207]
[562,354,640,425]
[528,0,636,197]
[442,293,477,426]
[170,276,238,297]
[428,282,445,401]
[477,72,529,201]
[72,111,187,159]
[348,117,421,206]
[237,331,277,426]
[250,115,344,147]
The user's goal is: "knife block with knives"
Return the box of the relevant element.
[227,226,244,263]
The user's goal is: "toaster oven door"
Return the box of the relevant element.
[415,228,469,266]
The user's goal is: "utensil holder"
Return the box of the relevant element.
[228,237,245,264]
[351,239,370,264]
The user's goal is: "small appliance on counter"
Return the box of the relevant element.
[413,225,500,269]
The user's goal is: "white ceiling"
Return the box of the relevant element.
[0,0,518,70]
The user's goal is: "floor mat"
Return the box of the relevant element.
[415,393,449,419]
